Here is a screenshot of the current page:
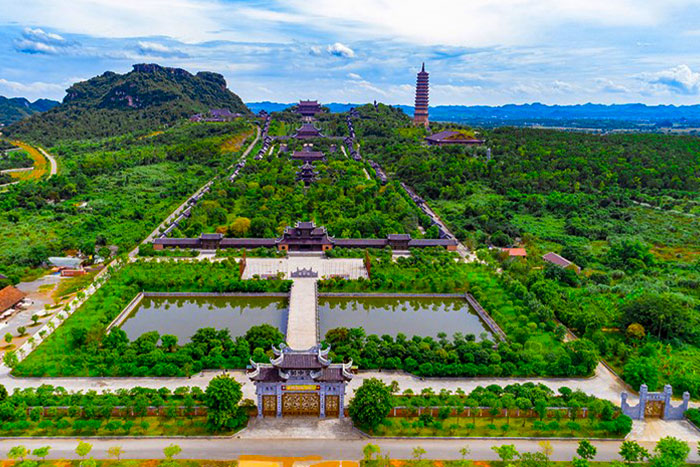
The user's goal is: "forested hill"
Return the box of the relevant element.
[0,96,59,126]
[6,63,250,145]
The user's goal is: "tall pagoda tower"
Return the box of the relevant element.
[413,63,429,127]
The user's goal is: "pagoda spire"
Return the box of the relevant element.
[421,62,425,72]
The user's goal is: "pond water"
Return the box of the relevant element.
[119,296,288,342]
[318,296,492,340]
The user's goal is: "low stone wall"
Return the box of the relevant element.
[318,292,465,298]
[105,292,145,333]
[388,406,595,420]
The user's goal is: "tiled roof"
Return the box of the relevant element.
[154,238,200,247]
[408,239,458,247]
[543,252,573,267]
[314,367,351,382]
[388,234,412,241]
[249,367,283,382]
[201,233,223,240]
[333,238,388,247]
[0,286,26,313]
[502,248,527,257]
[277,353,325,369]
[220,238,277,247]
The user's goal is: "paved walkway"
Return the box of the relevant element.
[242,417,361,439]
[37,146,58,177]
[286,279,317,350]
[0,437,697,462]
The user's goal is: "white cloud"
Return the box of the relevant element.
[309,45,322,56]
[646,65,700,95]
[596,78,630,93]
[327,42,354,58]
[14,27,76,54]
[347,72,362,80]
[0,78,66,96]
[137,41,188,58]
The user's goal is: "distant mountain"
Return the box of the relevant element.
[0,96,59,126]
[7,64,250,144]
[248,101,700,128]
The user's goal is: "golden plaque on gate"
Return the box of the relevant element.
[282,385,319,391]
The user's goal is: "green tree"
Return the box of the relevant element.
[618,440,649,465]
[623,357,659,391]
[107,446,124,461]
[8,445,28,462]
[348,378,392,431]
[491,444,519,463]
[576,440,596,461]
[363,443,380,461]
[75,440,92,459]
[412,446,426,461]
[163,444,182,460]
[17,326,27,337]
[204,374,243,430]
[31,446,50,461]
[649,437,690,467]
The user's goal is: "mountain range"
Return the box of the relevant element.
[0,96,59,127]
[247,101,700,128]
[5,64,250,145]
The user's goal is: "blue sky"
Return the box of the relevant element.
[1,0,700,105]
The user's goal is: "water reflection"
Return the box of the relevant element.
[318,297,492,340]
[120,296,288,342]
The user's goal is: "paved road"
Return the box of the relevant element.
[0,437,697,463]
[286,279,318,349]
[37,146,58,177]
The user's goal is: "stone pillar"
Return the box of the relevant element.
[276,386,283,418]
[319,389,326,418]
[257,393,263,418]
[663,385,673,420]
[339,390,345,419]
[638,384,648,421]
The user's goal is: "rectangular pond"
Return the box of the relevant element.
[318,296,493,341]
[119,296,288,342]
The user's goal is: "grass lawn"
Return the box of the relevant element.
[0,416,236,437]
[369,417,623,439]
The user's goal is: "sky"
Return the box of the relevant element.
[1,0,700,106]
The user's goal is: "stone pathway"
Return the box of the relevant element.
[242,417,362,440]
[286,279,318,350]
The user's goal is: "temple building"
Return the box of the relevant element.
[296,100,322,117]
[293,123,323,139]
[153,221,458,252]
[296,161,319,186]
[291,146,326,163]
[413,63,429,127]
[249,344,353,417]
[425,130,484,146]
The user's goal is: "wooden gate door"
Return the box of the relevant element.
[262,395,277,417]
[645,400,664,418]
[325,395,340,417]
[282,393,320,416]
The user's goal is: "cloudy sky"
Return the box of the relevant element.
[1,0,700,105]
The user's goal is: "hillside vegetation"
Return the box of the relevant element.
[5,64,250,145]
[0,96,58,125]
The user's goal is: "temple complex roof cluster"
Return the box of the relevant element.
[296,100,322,117]
[294,123,323,139]
[153,221,458,252]
[248,344,353,384]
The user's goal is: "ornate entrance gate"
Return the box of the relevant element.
[325,395,340,417]
[645,400,664,418]
[282,393,320,416]
[262,395,277,417]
